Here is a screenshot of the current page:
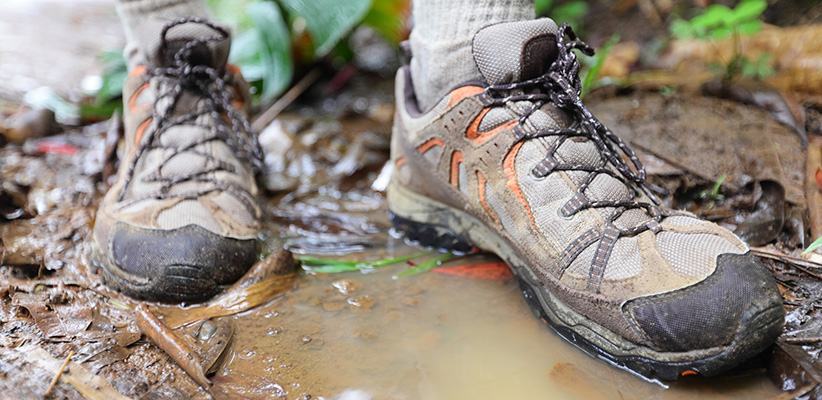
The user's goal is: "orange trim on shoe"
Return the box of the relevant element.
[450,151,464,188]
[504,142,537,230]
[417,138,445,153]
[129,83,151,112]
[134,118,153,145]
[446,86,485,108]
[466,108,517,145]
[129,65,147,78]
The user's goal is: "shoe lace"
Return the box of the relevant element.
[482,23,663,236]
[118,17,265,203]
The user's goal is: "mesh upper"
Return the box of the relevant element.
[657,232,745,278]
[468,19,748,291]
[473,19,558,85]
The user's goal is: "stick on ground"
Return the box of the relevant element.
[43,350,74,396]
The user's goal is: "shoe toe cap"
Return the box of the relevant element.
[624,252,784,353]
[108,222,258,301]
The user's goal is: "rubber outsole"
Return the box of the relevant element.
[387,179,784,382]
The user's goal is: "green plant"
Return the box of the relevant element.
[222,0,373,100]
[578,33,619,98]
[700,173,727,201]
[95,0,399,117]
[297,251,434,274]
[670,0,770,81]
[535,0,589,30]
[803,236,822,255]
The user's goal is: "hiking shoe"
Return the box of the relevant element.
[91,17,264,302]
[388,19,784,380]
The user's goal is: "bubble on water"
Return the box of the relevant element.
[267,327,281,336]
[239,348,257,360]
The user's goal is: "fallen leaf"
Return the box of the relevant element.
[433,261,513,280]
[12,291,92,337]
[16,344,130,400]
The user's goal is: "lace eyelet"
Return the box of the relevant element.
[557,207,573,220]
[530,168,546,181]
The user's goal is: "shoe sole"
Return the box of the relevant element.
[90,239,221,303]
[387,177,783,381]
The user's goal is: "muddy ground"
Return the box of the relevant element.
[3,0,822,399]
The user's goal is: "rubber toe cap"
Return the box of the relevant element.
[624,252,784,353]
[109,222,258,302]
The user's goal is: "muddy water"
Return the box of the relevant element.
[215,241,783,399]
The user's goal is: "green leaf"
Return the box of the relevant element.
[709,25,734,40]
[737,20,763,36]
[691,5,733,30]
[740,57,758,78]
[670,18,696,39]
[279,0,372,57]
[229,30,265,82]
[298,251,434,274]
[803,236,822,255]
[242,1,293,100]
[730,0,767,25]
[551,1,589,28]
[95,51,128,105]
[710,174,727,200]
[361,0,406,45]
[206,0,255,31]
[81,101,121,122]
[580,34,619,98]
[535,0,554,16]
[95,68,127,106]
[396,253,455,277]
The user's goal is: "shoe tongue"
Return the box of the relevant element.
[472,18,559,86]
[134,17,231,69]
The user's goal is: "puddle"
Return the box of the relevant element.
[214,239,784,399]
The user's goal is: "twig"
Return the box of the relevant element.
[783,300,822,310]
[135,303,212,391]
[750,246,822,279]
[251,68,322,133]
[44,350,74,396]
[784,336,822,344]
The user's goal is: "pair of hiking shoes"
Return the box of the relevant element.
[92,17,784,381]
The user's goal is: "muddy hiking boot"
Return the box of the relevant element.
[92,17,264,303]
[388,19,784,381]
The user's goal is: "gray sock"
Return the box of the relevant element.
[409,0,535,111]
[116,0,211,69]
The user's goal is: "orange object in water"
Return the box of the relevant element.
[433,261,513,281]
